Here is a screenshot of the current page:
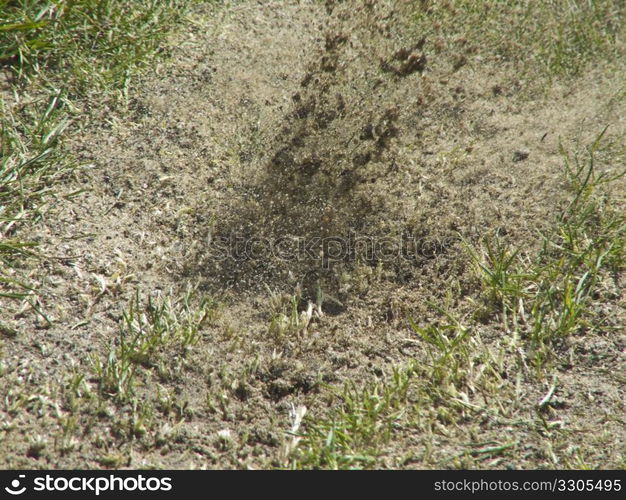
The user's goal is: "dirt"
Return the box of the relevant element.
[1,0,624,469]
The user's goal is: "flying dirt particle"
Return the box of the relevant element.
[512,150,530,162]
[393,38,426,61]
[452,55,468,72]
[381,52,427,77]
[325,33,348,51]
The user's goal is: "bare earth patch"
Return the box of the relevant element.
[1,0,624,469]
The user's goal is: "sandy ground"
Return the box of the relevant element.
[1,0,624,468]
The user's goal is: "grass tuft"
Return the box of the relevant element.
[91,290,217,401]
[469,128,626,365]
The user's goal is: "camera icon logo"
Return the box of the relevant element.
[5,475,27,495]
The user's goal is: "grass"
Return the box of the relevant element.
[267,288,315,340]
[1,0,624,470]
[289,365,417,469]
[413,0,625,80]
[288,316,517,469]
[0,0,205,308]
[44,290,219,462]
[0,90,75,305]
[1,3,216,462]
[91,290,217,401]
[1,0,204,94]
[469,128,626,365]
[286,131,625,468]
